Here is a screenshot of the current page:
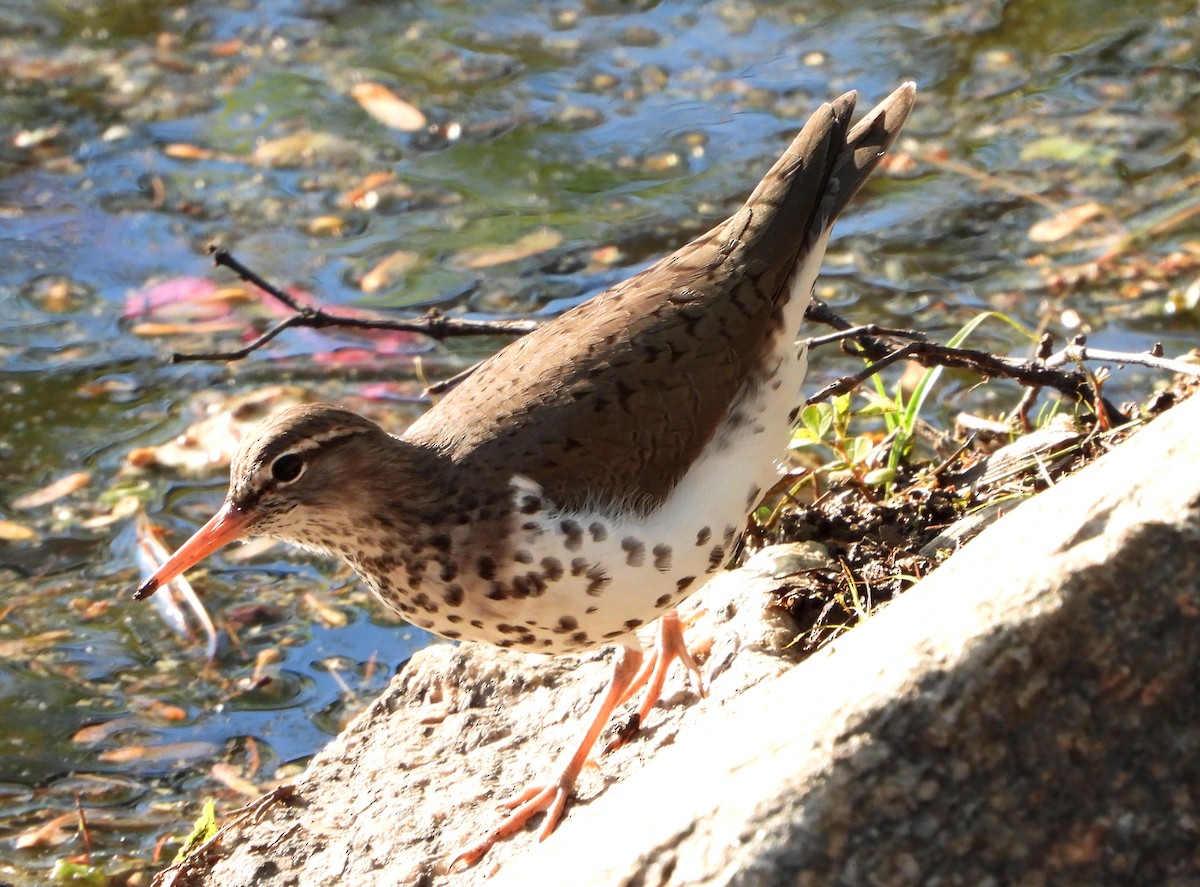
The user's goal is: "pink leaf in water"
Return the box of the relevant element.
[125,277,247,321]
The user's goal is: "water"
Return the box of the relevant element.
[1,0,1198,881]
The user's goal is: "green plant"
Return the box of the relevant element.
[172,798,218,865]
[791,392,896,489]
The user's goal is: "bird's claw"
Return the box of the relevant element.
[449,783,569,871]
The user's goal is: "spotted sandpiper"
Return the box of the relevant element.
[136,83,915,865]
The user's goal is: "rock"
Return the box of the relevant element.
[155,395,1200,887]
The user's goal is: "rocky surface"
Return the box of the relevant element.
[157,394,1200,887]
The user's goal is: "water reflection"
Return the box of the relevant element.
[0,0,1197,880]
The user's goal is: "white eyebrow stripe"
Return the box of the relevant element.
[283,427,368,453]
[252,427,370,483]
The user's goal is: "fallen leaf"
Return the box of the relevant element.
[1029,202,1105,243]
[360,250,420,292]
[131,320,244,337]
[10,472,90,509]
[252,131,360,168]
[15,813,76,849]
[1020,135,1117,166]
[124,277,249,321]
[73,718,136,745]
[351,82,427,132]
[124,447,159,469]
[139,699,189,722]
[878,149,918,175]
[0,630,74,658]
[14,125,63,149]
[226,603,286,627]
[79,495,141,529]
[253,647,284,676]
[356,381,415,400]
[1060,307,1083,329]
[642,150,681,173]
[36,279,78,313]
[589,244,621,266]
[51,861,110,883]
[208,38,243,57]
[307,215,351,237]
[164,143,215,160]
[0,519,37,541]
[340,171,396,208]
[221,536,281,562]
[74,599,112,620]
[125,387,308,473]
[173,798,219,865]
[76,378,137,398]
[453,228,563,270]
[97,741,216,765]
[303,591,348,627]
[210,763,263,799]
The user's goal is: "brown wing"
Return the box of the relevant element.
[404,84,915,511]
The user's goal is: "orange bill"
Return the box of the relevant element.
[134,502,252,600]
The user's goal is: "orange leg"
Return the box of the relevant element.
[607,609,705,753]
[451,644,644,870]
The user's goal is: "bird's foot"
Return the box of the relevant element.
[605,609,705,754]
[450,781,571,871]
[449,645,645,870]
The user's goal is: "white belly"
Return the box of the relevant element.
[469,231,829,653]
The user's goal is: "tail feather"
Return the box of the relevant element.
[822,81,916,224]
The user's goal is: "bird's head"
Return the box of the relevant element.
[135,403,408,600]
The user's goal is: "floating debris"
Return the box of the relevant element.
[125,387,309,474]
[136,511,220,663]
[360,250,421,292]
[351,82,427,132]
[451,228,563,270]
[11,471,90,510]
[1029,202,1106,243]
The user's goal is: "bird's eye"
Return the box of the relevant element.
[270,453,305,484]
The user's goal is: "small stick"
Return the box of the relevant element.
[167,247,538,363]
[74,791,93,854]
[804,324,927,350]
[1043,340,1200,377]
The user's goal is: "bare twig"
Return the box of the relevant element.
[171,313,309,363]
[210,246,307,313]
[165,252,1187,429]
[805,338,1104,405]
[802,307,1131,423]
[74,791,93,854]
[424,359,487,398]
[168,247,539,363]
[1044,338,1200,377]
[804,324,927,350]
